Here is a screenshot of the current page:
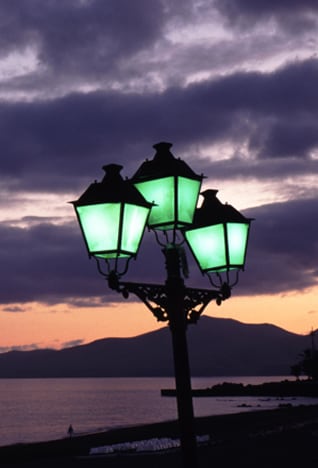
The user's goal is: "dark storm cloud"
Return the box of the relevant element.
[241,197,318,295]
[215,0,318,31]
[255,120,318,159]
[0,196,316,305]
[0,0,197,96]
[0,218,166,305]
[0,221,106,304]
[1,58,318,194]
[198,156,318,185]
[0,0,165,75]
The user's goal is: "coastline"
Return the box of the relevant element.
[162,379,318,397]
[1,404,318,467]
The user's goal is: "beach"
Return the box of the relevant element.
[1,404,318,467]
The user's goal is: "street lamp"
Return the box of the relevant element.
[184,189,251,292]
[72,142,253,468]
[73,163,153,276]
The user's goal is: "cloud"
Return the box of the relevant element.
[241,197,318,295]
[66,297,106,308]
[0,344,40,353]
[0,1,316,311]
[214,0,318,32]
[0,0,199,98]
[0,195,317,305]
[2,305,25,313]
[0,0,315,99]
[0,1,165,74]
[62,339,85,349]
[0,221,106,304]
[0,58,318,198]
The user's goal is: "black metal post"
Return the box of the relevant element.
[164,245,198,468]
[108,246,230,468]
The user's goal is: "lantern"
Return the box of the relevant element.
[184,190,252,273]
[131,142,203,231]
[72,164,152,260]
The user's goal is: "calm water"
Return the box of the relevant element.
[0,376,315,447]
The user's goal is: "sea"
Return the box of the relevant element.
[0,376,316,448]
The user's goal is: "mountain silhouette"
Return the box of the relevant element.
[0,316,310,377]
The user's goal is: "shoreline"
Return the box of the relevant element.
[1,404,318,467]
[162,379,318,397]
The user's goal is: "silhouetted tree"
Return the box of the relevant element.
[301,349,318,380]
[290,363,302,381]
[291,330,318,381]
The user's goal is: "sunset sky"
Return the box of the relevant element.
[0,0,318,352]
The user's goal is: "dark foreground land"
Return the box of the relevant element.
[1,404,318,467]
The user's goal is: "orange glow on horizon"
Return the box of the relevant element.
[0,287,317,351]
[205,288,318,336]
[0,302,167,350]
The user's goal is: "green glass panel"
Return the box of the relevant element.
[185,224,227,271]
[227,223,249,266]
[121,204,149,254]
[177,177,201,225]
[76,203,120,255]
[134,177,174,227]
[95,252,130,259]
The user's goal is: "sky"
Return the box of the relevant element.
[0,0,318,352]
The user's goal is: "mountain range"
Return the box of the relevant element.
[0,316,311,378]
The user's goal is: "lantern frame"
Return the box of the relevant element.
[72,164,152,263]
[131,142,203,232]
[184,189,252,274]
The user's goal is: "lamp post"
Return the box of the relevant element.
[72,142,252,468]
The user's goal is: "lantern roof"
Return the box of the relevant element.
[131,142,203,182]
[193,189,252,227]
[73,164,152,208]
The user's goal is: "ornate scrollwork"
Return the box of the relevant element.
[108,275,231,325]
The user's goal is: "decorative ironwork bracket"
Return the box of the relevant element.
[107,271,231,325]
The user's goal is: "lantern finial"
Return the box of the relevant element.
[153,141,173,155]
[102,163,123,179]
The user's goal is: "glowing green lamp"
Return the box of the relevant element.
[184,190,252,273]
[131,142,203,231]
[72,164,152,260]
